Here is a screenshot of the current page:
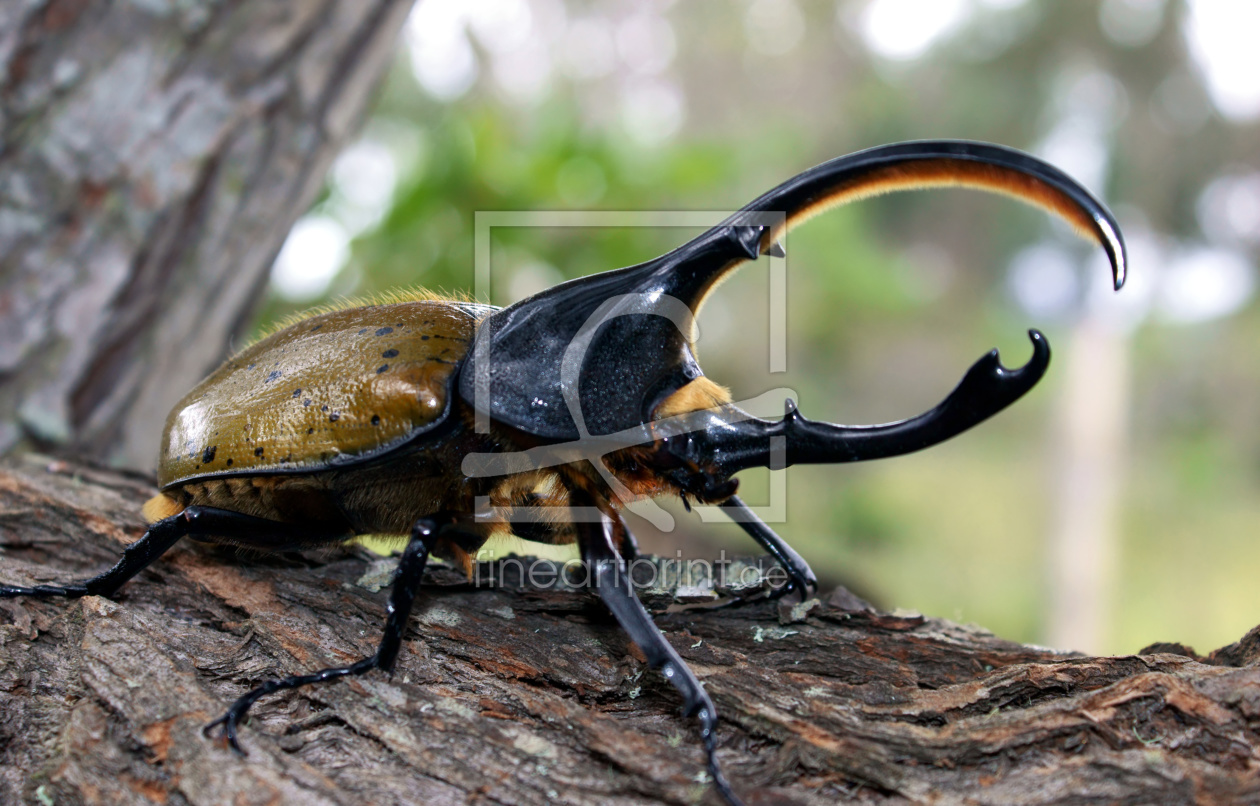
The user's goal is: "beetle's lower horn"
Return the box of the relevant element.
[691,330,1050,477]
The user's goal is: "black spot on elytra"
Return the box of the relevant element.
[328,413,340,422]
[376,327,394,336]
[202,445,217,463]
[303,398,312,406]
[226,458,233,467]
[396,322,403,327]
[309,323,323,332]
[377,364,389,373]
[358,328,369,335]
[255,447,265,457]
[265,370,282,383]
[420,335,429,340]
[307,427,314,434]
[382,349,399,358]
[321,404,328,411]
[292,388,302,397]
[371,415,381,426]
[247,363,256,370]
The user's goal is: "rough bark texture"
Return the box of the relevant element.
[3,455,1259,805]
[0,0,412,469]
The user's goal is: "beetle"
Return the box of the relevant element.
[2,141,1124,806]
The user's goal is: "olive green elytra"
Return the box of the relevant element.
[158,300,492,489]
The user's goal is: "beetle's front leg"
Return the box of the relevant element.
[204,513,454,753]
[633,440,813,602]
[718,495,817,602]
[573,489,746,806]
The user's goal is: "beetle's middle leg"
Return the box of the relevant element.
[573,488,745,806]
[204,512,456,753]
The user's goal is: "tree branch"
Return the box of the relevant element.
[1,454,1257,805]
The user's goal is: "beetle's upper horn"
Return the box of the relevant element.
[459,141,1127,442]
[647,140,1128,316]
[728,140,1127,287]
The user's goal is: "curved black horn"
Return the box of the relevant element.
[665,331,1050,480]
[731,140,1126,291]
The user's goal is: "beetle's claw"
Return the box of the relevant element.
[202,715,224,738]
[765,566,817,604]
[794,569,820,602]
[716,562,816,608]
[204,712,248,756]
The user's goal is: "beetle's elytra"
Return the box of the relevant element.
[3,141,1126,806]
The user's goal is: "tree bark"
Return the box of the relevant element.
[0,0,412,470]
[2,455,1258,805]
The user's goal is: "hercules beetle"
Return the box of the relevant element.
[2,141,1125,806]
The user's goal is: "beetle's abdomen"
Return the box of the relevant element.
[157,300,493,488]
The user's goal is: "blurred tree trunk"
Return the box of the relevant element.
[1046,315,1131,655]
[4,455,1260,805]
[0,0,413,471]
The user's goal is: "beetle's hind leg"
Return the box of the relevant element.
[0,506,319,600]
[719,495,817,603]
[574,490,745,806]
[204,513,452,753]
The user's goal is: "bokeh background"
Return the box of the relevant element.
[252,0,1260,658]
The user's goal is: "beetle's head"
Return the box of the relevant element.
[458,141,1125,499]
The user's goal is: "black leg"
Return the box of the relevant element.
[719,495,817,603]
[203,513,450,753]
[616,517,640,561]
[574,491,745,806]
[0,505,323,600]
